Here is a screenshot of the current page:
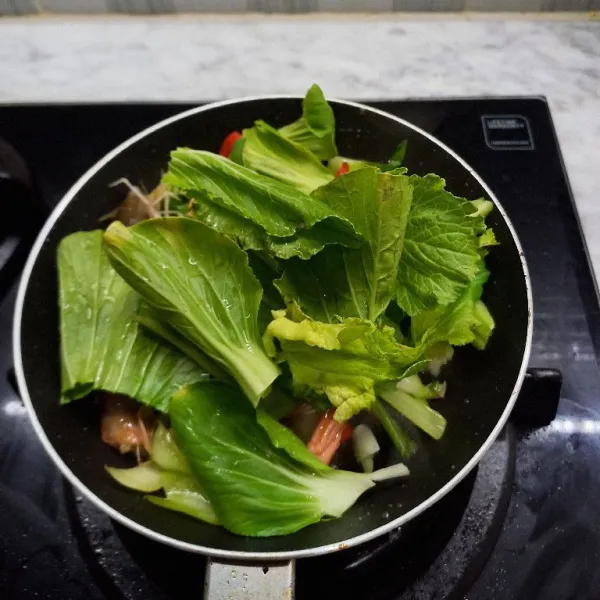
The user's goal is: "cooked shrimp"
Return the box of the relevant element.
[101,394,154,458]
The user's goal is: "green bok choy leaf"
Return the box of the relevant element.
[103,217,280,405]
[58,230,208,411]
[169,381,377,536]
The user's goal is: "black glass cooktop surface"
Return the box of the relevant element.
[0,98,598,600]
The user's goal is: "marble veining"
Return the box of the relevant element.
[0,16,599,280]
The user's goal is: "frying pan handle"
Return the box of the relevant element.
[204,558,295,599]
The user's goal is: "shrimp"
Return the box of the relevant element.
[101,394,154,460]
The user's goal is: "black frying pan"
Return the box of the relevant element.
[13,97,532,598]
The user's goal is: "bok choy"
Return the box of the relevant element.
[57,83,499,538]
[169,381,407,536]
[278,83,338,160]
[58,231,208,411]
[103,217,280,405]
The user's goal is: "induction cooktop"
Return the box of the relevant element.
[0,97,598,600]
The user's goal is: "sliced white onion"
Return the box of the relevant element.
[361,456,374,474]
[370,462,410,482]
[353,424,380,473]
[105,462,162,492]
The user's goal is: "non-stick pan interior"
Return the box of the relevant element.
[17,98,530,556]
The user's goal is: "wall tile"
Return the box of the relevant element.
[318,0,394,11]
[172,0,248,10]
[247,0,310,12]
[41,0,110,12]
[464,0,543,9]
[2,0,598,15]
[0,0,37,15]
[393,0,465,10]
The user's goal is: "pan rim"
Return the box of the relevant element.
[12,95,533,560]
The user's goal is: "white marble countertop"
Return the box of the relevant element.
[1,14,599,280]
